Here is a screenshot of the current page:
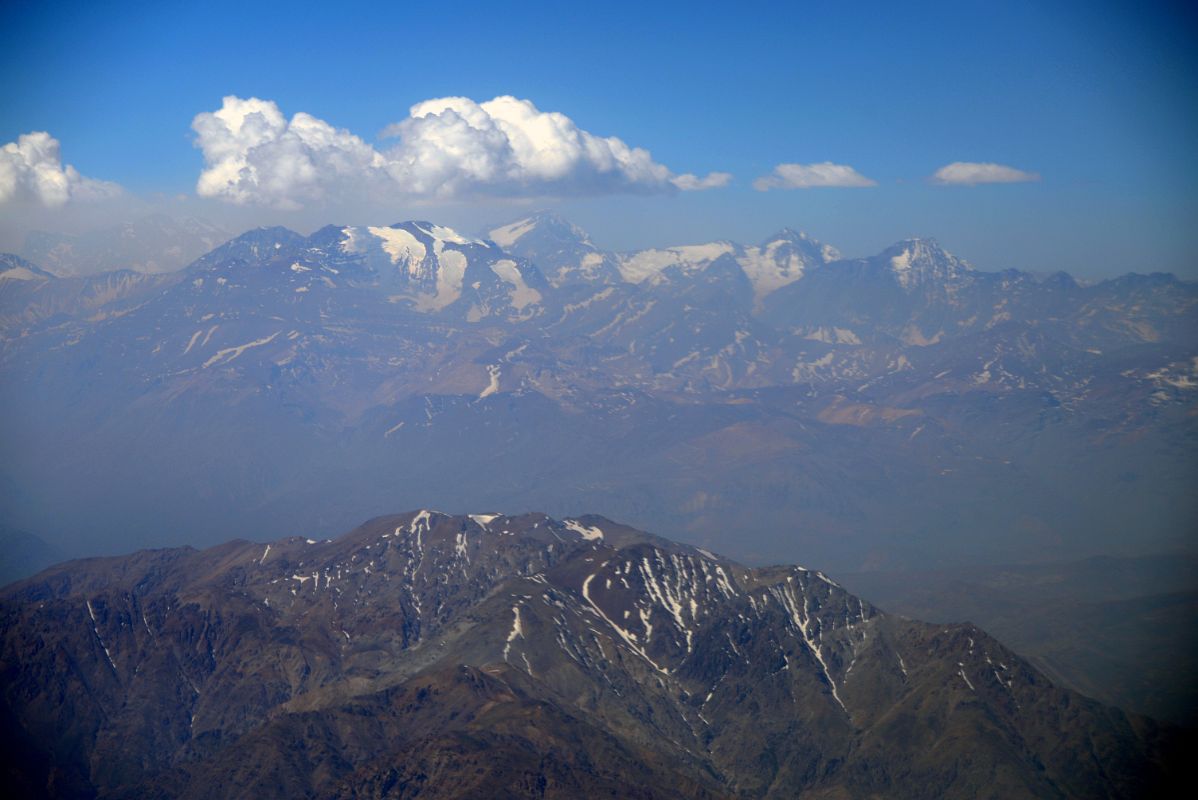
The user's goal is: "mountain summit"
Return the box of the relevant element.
[880,237,971,289]
[0,510,1180,799]
[486,212,619,287]
[488,211,593,250]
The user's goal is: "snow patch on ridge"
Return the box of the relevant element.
[479,364,501,398]
[503,603,525,661]
[0,266,47,282]
[413,222,483,247]
[582,569,668,674]
[203,332,279,368]
[412,248,467,311]
[563,520,604,541]
[367,226,426,269]
[490,259,541,310]
[489,218,538,248]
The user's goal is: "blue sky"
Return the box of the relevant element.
[2,0,1195,277]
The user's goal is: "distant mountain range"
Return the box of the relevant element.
[18,215,231,277]
[0,511,1183,798]
[1,212,1192,568]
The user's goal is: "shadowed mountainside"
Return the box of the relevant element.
[1,511,1185,799]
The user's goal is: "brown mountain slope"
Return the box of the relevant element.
[0,511,1184,798]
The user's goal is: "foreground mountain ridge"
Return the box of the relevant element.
[0,510,1180,799]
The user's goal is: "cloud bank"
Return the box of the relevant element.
[753,162,877,190]
[930,161,1040,186]
[192,95,730,207]
[0,132,122,207]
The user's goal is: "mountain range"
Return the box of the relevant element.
[1,212,1195,727]
[0,510,1183,799]
[18,216,231,277]
[2,212,1192,567]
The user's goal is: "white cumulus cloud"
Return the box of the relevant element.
[0,132,122,207]
[671,171,733,191]
[753,162,877,191]
[192,95,730,207]
[930,161,1040,186]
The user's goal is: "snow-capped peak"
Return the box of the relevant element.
[487,211,592,250]
[340,222,488,267]
[334,222,544,318]
[616,242,738,284]
[760,228,841,264]
[729,229,839,301]
[883,238,970,289]
[766,226,808,243]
